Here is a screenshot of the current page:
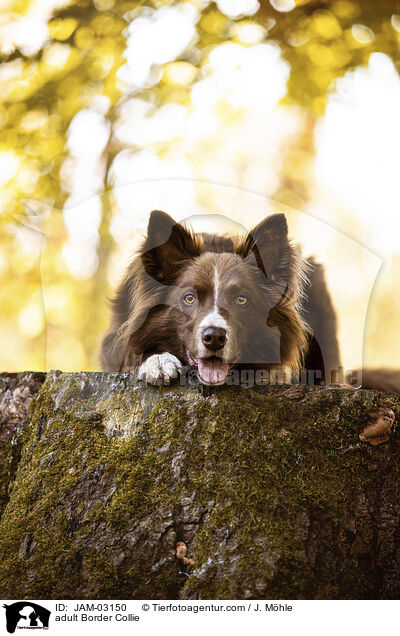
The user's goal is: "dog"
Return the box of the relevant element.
[101,209,342,386]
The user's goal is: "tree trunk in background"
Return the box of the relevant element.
[0,371,399,599]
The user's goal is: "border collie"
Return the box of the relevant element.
[101,210,341,386]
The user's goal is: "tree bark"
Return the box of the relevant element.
[0,372,46,516]
[0,371,399,599]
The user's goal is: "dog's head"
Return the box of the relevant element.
[138,210,309,385]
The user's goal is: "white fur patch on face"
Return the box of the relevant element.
[138,353,182,385]
[199,265,228,330]
[196,264,230,356]
[199,310,228,330]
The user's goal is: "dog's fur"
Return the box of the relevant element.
[101,210,342,386]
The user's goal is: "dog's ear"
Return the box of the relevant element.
[237,213,294,281]
[141,210,200,283]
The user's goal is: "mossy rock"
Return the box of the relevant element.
[0,372,45,516]
[0,371,399,599]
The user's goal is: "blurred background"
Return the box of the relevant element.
[0,0,399,373]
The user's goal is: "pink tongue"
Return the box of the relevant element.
[197,359,229,384]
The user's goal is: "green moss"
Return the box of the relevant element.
[0,373,44,517]
[0,426,29,516]
[0,373,398,599]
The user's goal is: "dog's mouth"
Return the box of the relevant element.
[197,357,230,385]
[187,351,234,385]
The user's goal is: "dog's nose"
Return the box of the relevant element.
[202,327,227,351]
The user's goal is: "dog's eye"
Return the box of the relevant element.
[183,293,196,305]
[236,295,248,305]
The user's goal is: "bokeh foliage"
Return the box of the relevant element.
[0,0,399,370]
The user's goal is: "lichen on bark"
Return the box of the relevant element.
[0,371,399,599]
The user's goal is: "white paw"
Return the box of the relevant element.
[137,353,183,385]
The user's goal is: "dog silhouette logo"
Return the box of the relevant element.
[3,602,50,633]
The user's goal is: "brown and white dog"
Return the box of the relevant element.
[101,210,342,386]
